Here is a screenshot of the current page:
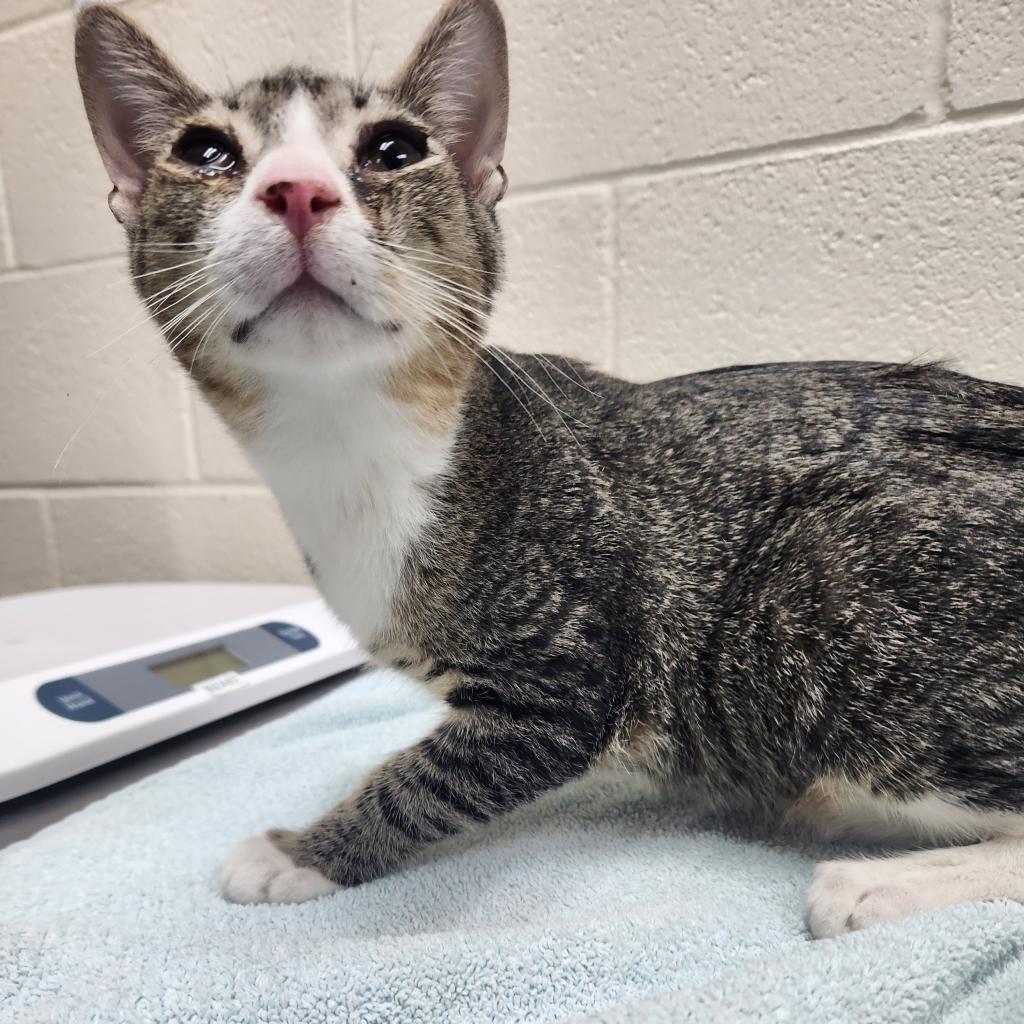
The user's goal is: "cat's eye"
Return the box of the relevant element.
[173,127,240,175]
[360,128,427,173]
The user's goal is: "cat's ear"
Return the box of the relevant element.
[75,4,207,227]
[392,0,509,204]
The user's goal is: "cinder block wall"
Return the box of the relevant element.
[2,1,1023,597]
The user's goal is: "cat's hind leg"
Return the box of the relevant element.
[794,777,1024,937]
[807,836,1024,938]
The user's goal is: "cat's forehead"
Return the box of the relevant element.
[214,68,410,149]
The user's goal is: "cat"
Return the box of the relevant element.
[74,0,1024,938]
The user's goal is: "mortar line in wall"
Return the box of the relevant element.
[607,184,621,376]
[0,252,124,283]
[505,128,895,201]
[507,101,1024,202]
[38,495,61,588]
[946,97,1024,127]
[0,7,69,40]
[180,384,202,482]
[347,0,359,78]
[507,119,925,199]
[0,157,16,270]
[924,0,953,123]
[0,0,161,40]
[0,483,270,499]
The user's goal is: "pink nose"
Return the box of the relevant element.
[256,177,341,241]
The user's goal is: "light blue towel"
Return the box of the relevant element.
[3,670,1024,1023]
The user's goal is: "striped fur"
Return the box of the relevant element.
[77,1,1024,934]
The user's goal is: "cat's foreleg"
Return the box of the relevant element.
[221,703,599,903]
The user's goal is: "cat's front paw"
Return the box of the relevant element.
[221,831,339,904]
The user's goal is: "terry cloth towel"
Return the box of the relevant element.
[2,670,1024,1023]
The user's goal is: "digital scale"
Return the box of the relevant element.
[0,582,365,803]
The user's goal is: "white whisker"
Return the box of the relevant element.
[375,263,586,444]
[87,271,214,357]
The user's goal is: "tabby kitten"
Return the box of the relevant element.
[75,0,1024,937]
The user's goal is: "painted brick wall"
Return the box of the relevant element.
[1,1,1022,597]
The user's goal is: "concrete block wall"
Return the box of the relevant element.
[1,1,1023,597]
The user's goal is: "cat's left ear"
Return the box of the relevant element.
[75,4,208,227]
[393,0,509,204]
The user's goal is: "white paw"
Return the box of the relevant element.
[807,861,907,938]
[221,832,339,904]
[806,850,972,938]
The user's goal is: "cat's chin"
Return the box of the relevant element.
[224,296,404,379]
[236,273,363,336]
[278,274,363,320]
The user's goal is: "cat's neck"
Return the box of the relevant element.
[243,366,460,645]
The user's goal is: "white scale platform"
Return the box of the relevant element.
[0,582,365,803]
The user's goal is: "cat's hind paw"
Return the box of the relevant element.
[221,831,338,904]
[806,854,954,938]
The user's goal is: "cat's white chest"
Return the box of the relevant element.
[246,377,452,645]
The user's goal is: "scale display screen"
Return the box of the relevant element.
[150,647,247,688]
[35,619,323,724]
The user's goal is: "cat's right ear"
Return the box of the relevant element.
[392,0,509,205]
[75,5,207,227]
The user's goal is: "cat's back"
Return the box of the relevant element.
[484,351,1024,450]
[632,358,1024,462]
[533,357,1023,515]
[458,350,1024,530]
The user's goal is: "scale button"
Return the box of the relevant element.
[37,679,122,722]
[261,621,319,652]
